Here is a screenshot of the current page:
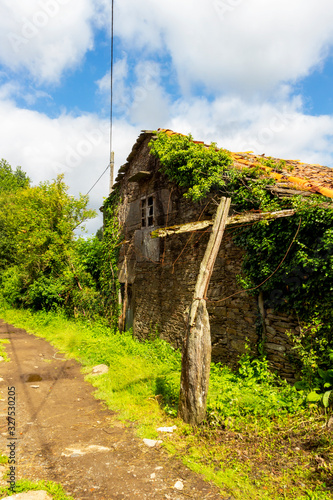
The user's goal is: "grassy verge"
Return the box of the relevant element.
[0,306,332,499]
[0,339,9,362]
[0,477,75,500]
[0,454,74,499]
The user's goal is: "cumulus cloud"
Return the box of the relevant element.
[0,0,94,83]
[166,94,333,168]
[0,94,122,232]
[1,0,333,234]
[114,0,333,94]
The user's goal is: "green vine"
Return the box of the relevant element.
[149,130,333,371]
[149,132,232,201]
[149,131,281,212]
[100,189,122,328]
[234,197,333,368]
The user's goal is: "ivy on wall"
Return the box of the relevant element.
[149,131,283,212]
[100,188,122,328]
[148,131,333,370]
[149,132,233,201]
[234,197,333,367]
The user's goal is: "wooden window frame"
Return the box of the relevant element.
[141,195,154,228]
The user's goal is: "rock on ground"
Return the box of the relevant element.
[91,364,109,375]
[2,491,52,500]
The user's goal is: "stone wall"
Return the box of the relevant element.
[115,132,298,380]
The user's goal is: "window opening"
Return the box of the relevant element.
[141,196,154,227]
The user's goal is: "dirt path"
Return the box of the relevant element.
[0,320,225,500]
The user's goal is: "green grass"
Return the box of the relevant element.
[0,304,332,499]
[0,339,9,362]
[0,479,74,499]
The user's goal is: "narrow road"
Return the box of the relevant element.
[0,320,223,500]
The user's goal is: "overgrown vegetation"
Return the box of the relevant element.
[0,306,332,499]
[99,189,122,326]
[150,131,333,389]
[0,161,98,316]
[0,159,122,325]
[149,132,233,201]
[0,136,332,497]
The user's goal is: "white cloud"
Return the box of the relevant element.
[97,59,171,127]
[165,94,333,167]
[0,94,127,233]
[114,0,333,94]
[0,0,94,84]
[1,0,333,233]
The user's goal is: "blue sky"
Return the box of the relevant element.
[0,0,333,233]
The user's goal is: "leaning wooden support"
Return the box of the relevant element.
[178,197,231,425]
[151,209,295,238]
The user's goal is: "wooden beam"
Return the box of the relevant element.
[178,197,231,425]
[151,209,295,238]
[192,197,232,307]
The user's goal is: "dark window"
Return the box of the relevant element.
[141,196,154,227]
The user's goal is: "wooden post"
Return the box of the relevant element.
[178,197,231,425]
[109,151,115,194]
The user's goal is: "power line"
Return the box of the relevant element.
[110,0,114,154]
[86,164,110,196]
[85,0,114,197]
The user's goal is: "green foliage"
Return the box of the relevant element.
[0,165,97,316]
[0,158,30,193]
[75,235,103,285]
[149,131,233,201]
[287,319,330,387]
[234,197,333,370]
[259,156,288,172]
[2,306,332,500]
[305,369,333,409]
[149,131,282,213]
[99,189,122,327]
[0,479,74,499]
[207,347,305,422]
[0,339,9,362]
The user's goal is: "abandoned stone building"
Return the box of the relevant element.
[110,129,333,380]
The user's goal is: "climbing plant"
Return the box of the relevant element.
[149,132,233,201]
[234,196,333,369]
[149,131,282,212]
[149,130,333,372]
[99,188,122,328]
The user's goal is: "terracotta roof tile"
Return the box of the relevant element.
[158,129,333,199]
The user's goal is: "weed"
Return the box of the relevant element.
[0,339,9,362]
[0,479,74,499]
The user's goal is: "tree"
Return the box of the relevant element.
[0,158,30,192]
[0,169,97,313]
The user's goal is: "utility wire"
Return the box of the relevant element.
[86,164,110,196]
[110,0,114,154]
[85,0,114,197]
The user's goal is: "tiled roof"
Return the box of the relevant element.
[159,129,333,200]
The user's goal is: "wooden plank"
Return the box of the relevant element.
[193,197,232,308]
[151,209,295,238]
[178,197,231,425]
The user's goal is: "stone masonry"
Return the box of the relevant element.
[113,131,298,381]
